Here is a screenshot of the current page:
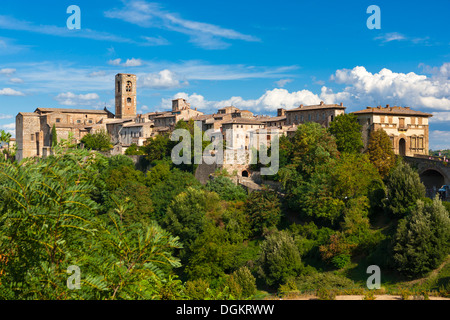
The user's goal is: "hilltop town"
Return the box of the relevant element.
[15,73,432,180]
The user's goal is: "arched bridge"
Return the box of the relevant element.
[403,156,450,198]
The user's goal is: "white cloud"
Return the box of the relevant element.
[161,88,322,113]
[139,69,189,89]
[327,65,450,111]
[0,15,133,43]
[0,88,25,96]
[0,122,15,136]
[9,78,23,84]
[55,92,100,106]
[431,112,450,122]
[104,0,259,49]
[158,63,450,115]
[108,58,143,67]
[108,59,122,66]
[141,36,170,46]
[374,32,406,43]
[0,68,16,76]
[429,130,450,150]
[123,58,143,67]
[0,114,13,119]
[275,79,293,87]
[88,71,107,77]
[0,123,15,130]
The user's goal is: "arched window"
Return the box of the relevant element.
[126,81,132,92]
[127,97,132,104]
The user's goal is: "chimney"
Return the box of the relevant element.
[386,104,390,108]
[320,101,324,106]
[299,104,303,108]
[340,102,343,107]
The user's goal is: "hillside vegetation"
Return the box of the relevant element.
[0,119,449,300]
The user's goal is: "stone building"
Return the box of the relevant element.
[15,73,137,161]
[153,98,204,127]
[115,73,137,119]
[15,108,115,162]
[352,105,433,156]
[285,102,346,127]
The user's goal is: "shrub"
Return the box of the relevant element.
[245,187,282,235]
[331,254,351,269]
[383,161,426,218]
[206,176,247,201]
[393,198,450,278]
[231,266,257,298]
[256,231,303,287]
[295,272,355,292]
[184,279,211,300]
[317,288,336,300]
[363,290,376,300]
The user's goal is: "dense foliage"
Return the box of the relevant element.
[1,119,448,300]
[81,130,113,152]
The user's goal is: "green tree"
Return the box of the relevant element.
[51,124,58,147]
[256,231,303,287]
[393,198,450,278]
[81,130,113,151]
[142,134,172,163]
[328,113,363,154]
[245,187,281,235]
[366,129,396,178]
[206,176,247,202]
[164,187,220,248]
[289,122,340,178]
[383,161,426,217]
[230,266,257,298]
[106,181,155,224]
[0,147,182,299]
[185,221,239,282]
[150,168,201,222]
[125,143,145,155]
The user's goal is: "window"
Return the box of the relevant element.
[301,115,304,122]
[418,117,423,125]
[295,115,298,122]
[56,118,61,123]
[418,137,424,149]
[380,116,385,123]
[117,82,121,92]
[88,120,93,124]
[126,81,132,92]
[31,134,34,141]
[77,120,81,124]
[308,114,311,121]
[127,98,132,104]
[411,136,417,149]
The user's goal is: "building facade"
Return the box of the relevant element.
[352,105,432,157]
[285,102,346,127]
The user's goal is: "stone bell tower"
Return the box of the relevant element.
[115,73,137,119]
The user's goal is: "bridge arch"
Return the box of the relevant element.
[419,168,446,197]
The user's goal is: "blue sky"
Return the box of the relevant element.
[0,0,449,149]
